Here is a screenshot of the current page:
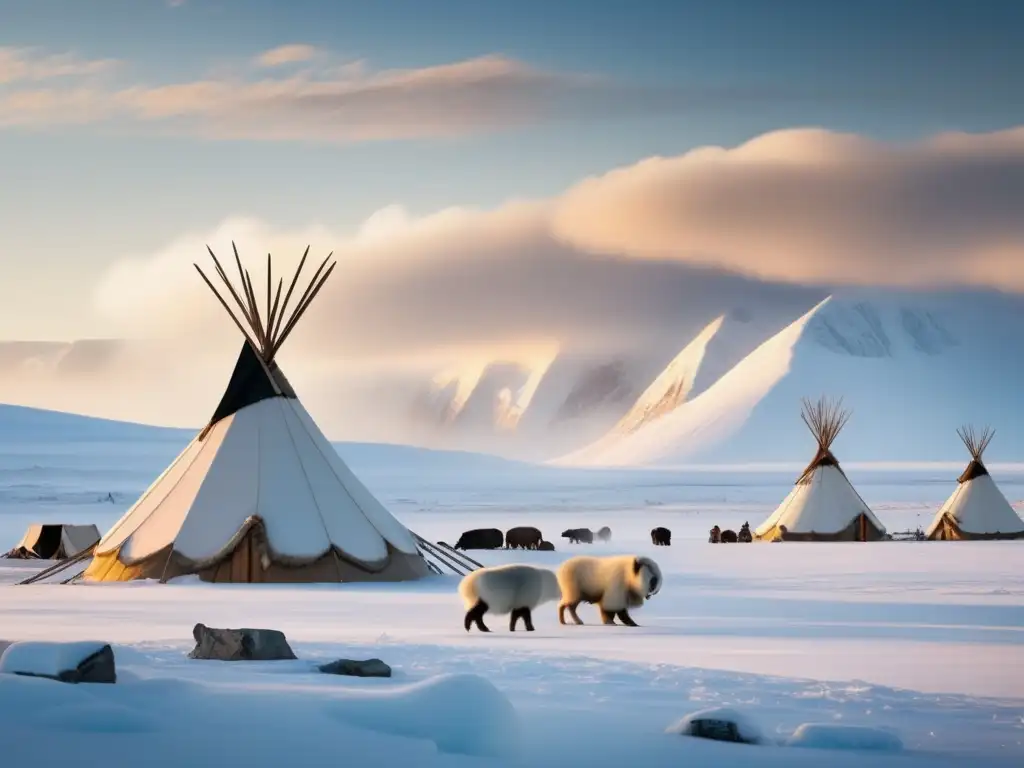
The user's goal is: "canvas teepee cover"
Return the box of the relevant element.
[84,245,429,583]
[755,397,886,542]
[6,524,100,560]
[925,426,1024,541]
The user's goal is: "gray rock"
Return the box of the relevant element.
[685,718,750,744]
[1,642,116,684]
[60,644,117,683]
[667,707,763,745]
[188,623,297,661]
[318,658,392,678]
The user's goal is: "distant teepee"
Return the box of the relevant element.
[755,396,886,542]
[84,244,430,583]
[925,426,1024,541]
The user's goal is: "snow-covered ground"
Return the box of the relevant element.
[1,414,1023,767]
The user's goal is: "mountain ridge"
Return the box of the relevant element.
[557,290,1024,466]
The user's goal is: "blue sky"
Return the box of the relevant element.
[2,0,1023,340]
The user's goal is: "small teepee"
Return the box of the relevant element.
[5,524,100,560]
[84,245,430,583]
[755,397,886,542]
[925,426,1024,541]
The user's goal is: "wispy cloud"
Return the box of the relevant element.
[0,43,858,143]
[0,43,616,141]
[255,44,321,67]
[0,47,118,84]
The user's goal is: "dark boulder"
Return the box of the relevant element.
[319,658,392,678]
[188,623,297,661]
[0,641,116,684]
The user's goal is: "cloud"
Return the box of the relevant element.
[551,126,1024,291]
[89,124,1024,371]
[92,206,813,365]
[0,47,118,84]
[0,44,615,141]
[255,44,321,67]
[0,44,889,143]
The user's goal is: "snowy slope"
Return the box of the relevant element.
[0,403,530,474]
[613,308,789,436]
[559,290,1024,467]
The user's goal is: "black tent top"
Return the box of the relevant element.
[207,341,296,428]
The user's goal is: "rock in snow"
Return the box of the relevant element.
[666,706,764,745]
[188,623,297,661]
[0,641,116,684]
[319,658,392,678]
[786,723,904,752]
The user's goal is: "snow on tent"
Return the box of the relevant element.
[83,245,432,583]
[925,426,1024,541]
[4,524,100,560]
[754,397,886,542]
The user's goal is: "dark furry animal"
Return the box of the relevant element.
[561,527,594,544]
[651,527,671,546]
[505,526,543,550]
[538,540,555,551]
[596,526,612,542]
[709,526,722,543]
[737,522,752,543]
[454,528,503,551]
[720,529,738,544]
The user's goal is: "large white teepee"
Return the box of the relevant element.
[755,397,886,542]
[926,426,1024,541]
[84,245,429,583]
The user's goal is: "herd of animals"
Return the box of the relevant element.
[447,521,757,633]
[709,522,754,543]
[447,523,672,633]
[445,524,674,551]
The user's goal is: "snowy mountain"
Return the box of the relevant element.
[612,307,794,436]
[558,290,1024,467]
[406,350,670,457]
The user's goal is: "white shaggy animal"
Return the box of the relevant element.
[556,555,663,627]
[458,564,562,632]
